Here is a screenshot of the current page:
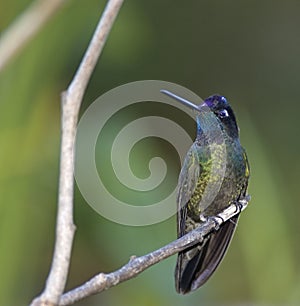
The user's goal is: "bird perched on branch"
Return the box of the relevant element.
[161,90,250,294]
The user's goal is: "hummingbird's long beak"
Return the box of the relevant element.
[160,89,203,112]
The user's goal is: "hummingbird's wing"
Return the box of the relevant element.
[176,142,202,292]
[176,142,201,216]
[175,142,239,294]
[176,215,239,293]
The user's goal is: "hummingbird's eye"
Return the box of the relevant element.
[218,109,229,118]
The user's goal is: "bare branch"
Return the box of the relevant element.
[30,1,124,305]
[67,0,124,106]
[0,0,68,73]
[59,199,249,306]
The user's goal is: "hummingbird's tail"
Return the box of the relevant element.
[175,215,239,294]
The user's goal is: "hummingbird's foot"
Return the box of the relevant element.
[199,214,207,223]
[227,200,245,225]
[208,215,224,231]
[200,213,224,231]
[234,200,243,213]
[236,194,250,212]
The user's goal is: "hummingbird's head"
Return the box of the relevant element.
[202,95,239,139]
[160,90,239,139]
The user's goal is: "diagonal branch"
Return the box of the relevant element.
[0,0,67,73]
[59,199,249,306]
[30,1,124,305]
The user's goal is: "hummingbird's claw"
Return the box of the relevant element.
[237,194,251,211]
[208,215,224,231]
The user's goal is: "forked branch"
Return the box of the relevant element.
[30,1,124,305]
[59,199,249,305]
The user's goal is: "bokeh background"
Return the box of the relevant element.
[1,0,300,305]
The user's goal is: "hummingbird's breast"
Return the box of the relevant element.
[187,136,248,219]
[203,138,248,216]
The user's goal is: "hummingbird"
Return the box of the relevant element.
[161,90,250,294]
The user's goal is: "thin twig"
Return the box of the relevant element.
[0,0,68,73]
[30,1,124,305]
[59,199,249,306]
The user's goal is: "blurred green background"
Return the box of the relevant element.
[1,0,300,305]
